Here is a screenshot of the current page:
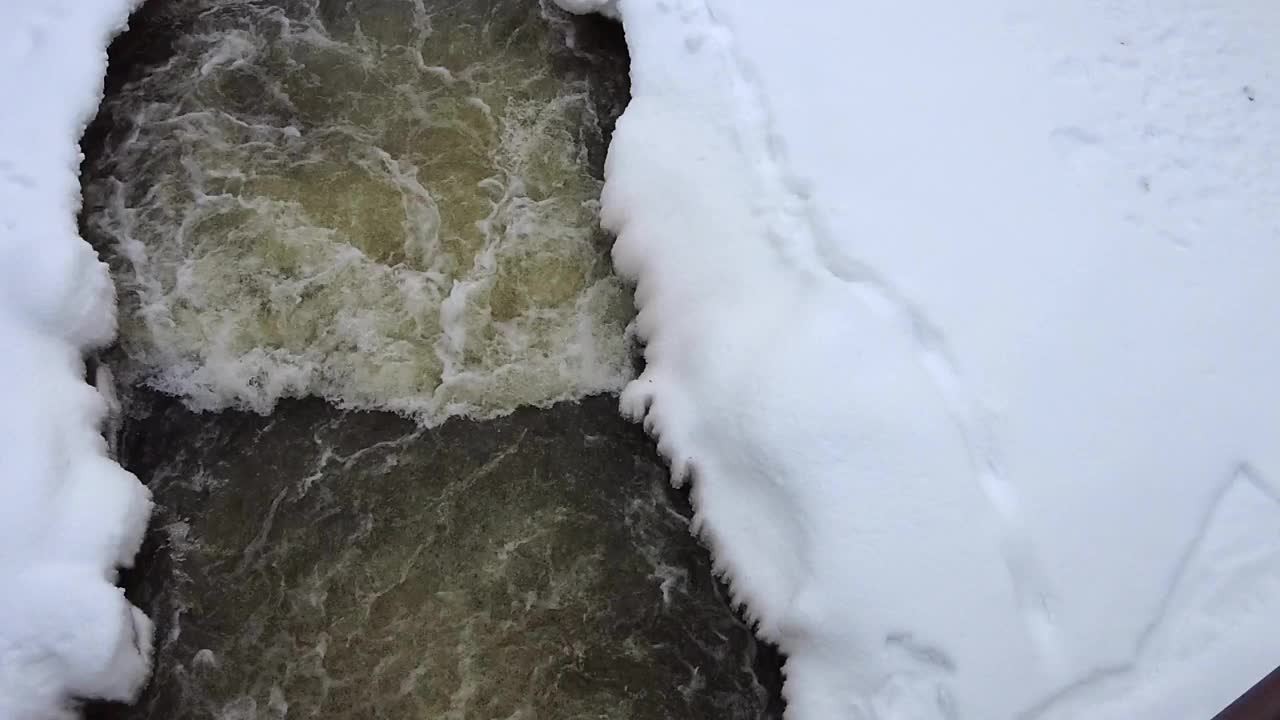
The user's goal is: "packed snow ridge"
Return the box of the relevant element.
[557,0,1280,717]
[0,1,153,718]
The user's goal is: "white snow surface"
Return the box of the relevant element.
[559,0,1280,717]
[0,1,154,718]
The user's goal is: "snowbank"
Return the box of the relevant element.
[0,1,153,717]
[559,0,1280,717]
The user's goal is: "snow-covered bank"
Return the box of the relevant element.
[559,0,1280,717]
[0,1,153,717]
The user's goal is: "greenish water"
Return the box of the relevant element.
[86,0,633,423]
[93,392,780,719]
[81,0,784,717]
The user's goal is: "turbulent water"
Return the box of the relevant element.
[97,392,781,719]
[86,0,633,423]
[82,0,784,718]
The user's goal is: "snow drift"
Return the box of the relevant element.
[558,0,1280,717]
[0,1,153,717]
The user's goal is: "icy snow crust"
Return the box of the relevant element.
[0,0,153,717]
[560,0,1280,717]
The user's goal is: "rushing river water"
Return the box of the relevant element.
[86,0,633,422]
[81,0,784,718]
[89,391,781,719]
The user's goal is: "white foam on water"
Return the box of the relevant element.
[88,0,634,425]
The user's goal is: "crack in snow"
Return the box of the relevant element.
[1020,464,1280,719]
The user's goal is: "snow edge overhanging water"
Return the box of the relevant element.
[0,1,154,717]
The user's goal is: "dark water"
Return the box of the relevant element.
[81,0,785,717]
[88,392,782,719]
